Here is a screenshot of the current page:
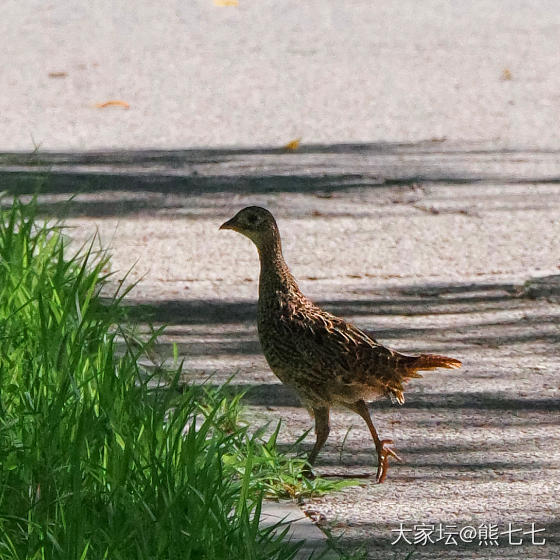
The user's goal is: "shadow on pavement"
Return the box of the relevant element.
[123,281,523,325]
[189,381,560,412]
[123,280,559,363]
[1,141,560,218]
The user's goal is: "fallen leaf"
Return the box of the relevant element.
[48,71,68,78]
[95,100,130,109]
[501,68,512,81]
[214,0,238,5]
[283,137,301,151]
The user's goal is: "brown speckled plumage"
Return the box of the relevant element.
[220,206,462,482]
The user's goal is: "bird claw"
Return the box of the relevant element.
[375,439,402,484]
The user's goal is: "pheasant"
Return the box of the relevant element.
[220,206,461,483]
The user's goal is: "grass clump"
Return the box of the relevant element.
[0,197,309,559]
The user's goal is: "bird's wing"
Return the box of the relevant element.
[278,300,380,368]
[277,299,415,396]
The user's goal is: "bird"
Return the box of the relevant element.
[220,206,462,483]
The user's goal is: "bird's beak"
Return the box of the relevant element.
[219,218,237,231]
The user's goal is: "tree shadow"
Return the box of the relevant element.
[1,141,559,218]
[123,280,559,363]
[123,280,525,324]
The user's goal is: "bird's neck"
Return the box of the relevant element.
[257,233,299,295]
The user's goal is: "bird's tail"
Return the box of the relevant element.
[388,353,462,405]
[405,353,462,375]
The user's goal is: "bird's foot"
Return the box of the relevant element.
[375,439,402,484]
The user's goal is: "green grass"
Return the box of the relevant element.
[0,196,358,560]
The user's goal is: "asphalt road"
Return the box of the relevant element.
[2,1,560,151]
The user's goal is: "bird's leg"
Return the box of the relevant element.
[349,400,402,483]
[302,406,330,479]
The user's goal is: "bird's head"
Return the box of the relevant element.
[219,206,279,249]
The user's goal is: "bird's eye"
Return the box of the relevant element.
[246,214,258,225]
